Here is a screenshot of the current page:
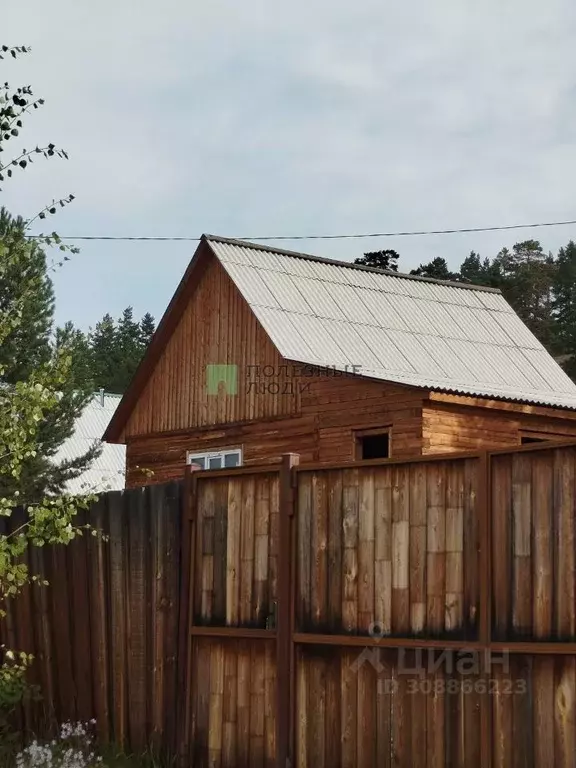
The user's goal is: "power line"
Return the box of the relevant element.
[28,216,576,243]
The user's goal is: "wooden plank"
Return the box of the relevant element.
[127,489,148,752]
[296,650,308,768]
[512,454,533,637]
[427,462,446,633]
[88,495,111,742]
[226,479,242,626]
[492,664,513,767]
[341,649,358,768]
[311,472,329,629]
[376,653,392,768]
[512,656,532,768]
[533,453,553,639]
[356,657,376,768]
[236,641,251,767]
[342,470,359,633]
[374,469,392,635]
[250,643,266,768]
[307,654,326,768]
[533,656,555,768]
[264,641,276,766]
[427,665,446,768]
[554,657,576,767]
[324,648,340,768]
[555,449,576,640]
[208,642,224,768]
[297,473,313,629]
[358,470,375,632]
[162,483,182,754]
[239,478,256,626]
[327,471,344,632]
[254,475,270,627]
[491,455,512,640]
[391,659,411,765]
[213,479,229,624]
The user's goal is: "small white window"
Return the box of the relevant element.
[186,448,243,471]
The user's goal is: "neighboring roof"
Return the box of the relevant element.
[104,234,576,441]
[55,392,126,493]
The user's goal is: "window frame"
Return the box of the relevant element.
[186,447,243,470]
[353,426,392,461]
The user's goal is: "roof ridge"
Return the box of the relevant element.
[202,233,502,294]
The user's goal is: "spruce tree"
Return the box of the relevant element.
[0,210,98,500]
[553,241,576,377]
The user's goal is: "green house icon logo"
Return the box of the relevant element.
[206,364,238,396]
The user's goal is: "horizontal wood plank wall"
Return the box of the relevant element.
[0,484,182,754]
[296,459,480,639]
[193,473,280,628]
[303,378,424,461]
[423,399,576,454]
[491,446,576,641]
[123,257,301,438]
[125,416,318,487]
[125,380,426,487]
[189,638,276,768]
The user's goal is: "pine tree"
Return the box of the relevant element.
[459,251,504,287]
[494,241,557,349]
[355,250,400,271]
[553,241,576,377]
[0,210,98,500]
[410,257,459,281]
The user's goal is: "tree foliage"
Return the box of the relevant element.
[0,45,98,720]
[355,249,400,271]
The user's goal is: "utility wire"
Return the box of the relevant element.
[28,216,576,243]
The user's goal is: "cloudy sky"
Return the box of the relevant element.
[2,0,576,330]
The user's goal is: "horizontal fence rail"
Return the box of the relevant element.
[3,442,576,766]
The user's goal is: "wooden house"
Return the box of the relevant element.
[103,235,576,486]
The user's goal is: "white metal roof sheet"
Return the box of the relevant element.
[208,238,576,409]
[54,393,126,493]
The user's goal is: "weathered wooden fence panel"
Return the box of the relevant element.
[189,638,276,767]
[0,482,182,754]
[295,646,482,767]
[296,458,480,639]
[491,446,576,641]
[3,443,576,767]
[193,472,280,628]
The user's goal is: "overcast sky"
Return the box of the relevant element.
[3,0,576,330]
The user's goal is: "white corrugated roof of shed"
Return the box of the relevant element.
[54,392,126,493]
[206,236,576,409]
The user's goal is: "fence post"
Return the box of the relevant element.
[277,453,300,768]
[176,465,198,764]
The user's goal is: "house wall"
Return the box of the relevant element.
[119,251,576,487]
[123,256,300,438]
[422,393,576,453]
[125,378,426,487]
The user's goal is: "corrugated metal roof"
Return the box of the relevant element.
[207,236,576,409]
[54,393,126,493]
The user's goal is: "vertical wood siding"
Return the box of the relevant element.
[124,257,301,437]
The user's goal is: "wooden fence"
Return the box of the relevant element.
[3,442,576,766]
